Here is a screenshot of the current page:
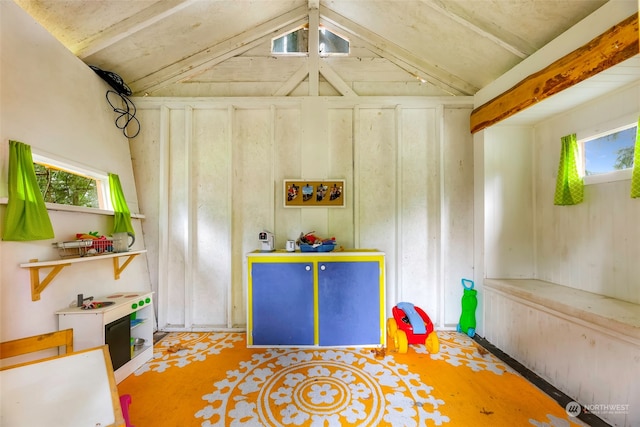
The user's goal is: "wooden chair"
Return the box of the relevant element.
[0,328,74,362]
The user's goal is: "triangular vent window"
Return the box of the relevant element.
[272,27,349,56]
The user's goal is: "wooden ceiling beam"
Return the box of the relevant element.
[422,0,529,59]
[74,0,199,59]
[470,13,639,134]
[308,7,320,96]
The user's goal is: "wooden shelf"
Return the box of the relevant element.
[20,250,147,301]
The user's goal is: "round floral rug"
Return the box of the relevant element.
[119,331,587,427]
[196,347,448,426]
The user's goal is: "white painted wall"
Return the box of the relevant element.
[479,49,640,427]
[130,98,474,331]
[483,126,535,279]
[0,3,152,344]
[476,0,640,304]
[533,83,640,303]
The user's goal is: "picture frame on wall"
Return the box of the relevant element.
[284,179,345,208]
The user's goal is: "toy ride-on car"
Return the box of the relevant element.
[388,302,439,354]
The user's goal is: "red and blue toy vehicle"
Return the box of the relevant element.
[387,302,439,354]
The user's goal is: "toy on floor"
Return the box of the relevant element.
[456,278,477,337]
[119,394,134,427]
[387,302,439,354]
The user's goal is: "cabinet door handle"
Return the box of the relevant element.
[305,265,311,271]
[320,265,326,271]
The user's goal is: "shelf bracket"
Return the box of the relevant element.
[113,253,140,280]
[27,259,72,301]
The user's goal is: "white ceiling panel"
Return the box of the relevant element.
[15,0,623,100]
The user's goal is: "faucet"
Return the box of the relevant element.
[77,294,94,307]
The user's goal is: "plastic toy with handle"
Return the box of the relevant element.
[456,278,477,337]
[387,302,439,354]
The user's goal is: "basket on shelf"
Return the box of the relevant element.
[53,238,114,258]
[91,239,114,254]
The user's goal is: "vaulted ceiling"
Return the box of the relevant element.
[14,0,616,98]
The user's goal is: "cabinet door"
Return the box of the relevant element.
[318,261,382,346]
[250,262,315,345]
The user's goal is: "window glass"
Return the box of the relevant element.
[34,163,100,208]
[272,27,349,55]
[32,153,110,210]
[272,28,308,54]
[319,28,349,55]
[581,124,636,177]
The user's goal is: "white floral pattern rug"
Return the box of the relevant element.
[118,331,587,427]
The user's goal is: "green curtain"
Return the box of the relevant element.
[2,140,54,241]
[554,133,584,206]
[109,173,135,234]
[630,117,640,198]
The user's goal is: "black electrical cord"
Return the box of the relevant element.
[106,90,140,139]
[89,65,141,139]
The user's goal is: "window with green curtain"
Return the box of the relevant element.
[630,117,640,198]
[554,133,584,206]
[109,173,135,234]
[2,140,54,241]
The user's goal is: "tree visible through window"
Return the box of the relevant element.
[34,163,100,208]
[582,124,636,176]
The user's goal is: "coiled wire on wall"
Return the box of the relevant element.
[105,90,140,139]
[90,65,140,139]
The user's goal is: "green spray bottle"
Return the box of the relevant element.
[456,278,477,337]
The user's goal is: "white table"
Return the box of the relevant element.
[1,345,125,427]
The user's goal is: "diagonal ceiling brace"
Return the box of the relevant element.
[74,0,200,59]
[320,6,478,96]
[421,0,529,59]
[319,61,357,97]
[130,5,309,95]
[273,62,310,96]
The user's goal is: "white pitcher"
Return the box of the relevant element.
[112,232,135,253]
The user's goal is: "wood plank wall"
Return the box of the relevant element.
[130,97,474,330]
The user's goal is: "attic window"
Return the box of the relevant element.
[272,27,349,56]
[319,28,349,55]
[272,28,308,54]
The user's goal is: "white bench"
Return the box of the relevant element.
[484,278,640,343]
[483,278,640,427]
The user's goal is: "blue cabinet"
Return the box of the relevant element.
[247,251,385,347]
[317,261,381,346]
[250,262,315,345]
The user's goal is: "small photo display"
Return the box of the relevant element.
[284,180,345,207]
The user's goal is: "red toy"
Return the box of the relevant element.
[388,302,439,354]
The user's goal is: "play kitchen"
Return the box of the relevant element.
[56,291,153,383]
